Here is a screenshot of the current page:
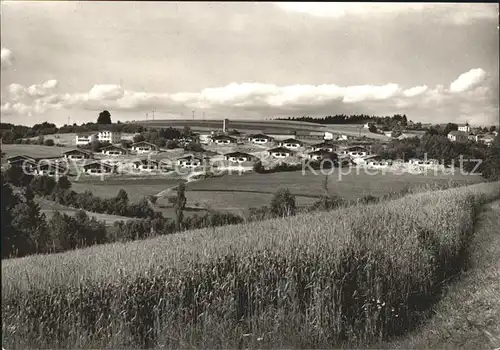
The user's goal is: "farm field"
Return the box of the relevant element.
[186,169,484,200]
[3,182,499,349]
[0,144,67,160]
[37,198,131,226]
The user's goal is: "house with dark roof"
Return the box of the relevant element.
[131,141,159,154]
[267,147,295,158]
[224,151,255,163]
[311,141,336,153]
[62,148,94,160]
[447,131,468,142]
[278,138,303,149]
[176,155,204,168]
[211,135,237,145]
[248,133,273,145]
[132,159,160,171]
[100,145,130,156]
[83,161,116,175]
[307,149,337,161]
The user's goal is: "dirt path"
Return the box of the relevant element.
[391,200,500,349]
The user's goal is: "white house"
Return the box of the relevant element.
[457,124,471,133]
[278,138,303,149]
[100,145,129,156]
[365,156,393,168]
[479,134,496,146]
[131,141,158,154]
[224,151,254,163]
[199,134,212,145]
[62,149,94,160]
[324,132,334,140]
[83,161,116,175]
[177,155,204,168]
[338,146,368,158]
[447,131,468,142]
[307,150,336,161]
[267,147,294,158]
[408,159,439,166]
[311,142,336,153]
[98,130,122,144]
[33,162,68,177]
[75,132,98,146]
[132,159,160,171]
[211,135,237,145]
[248,133,273,145]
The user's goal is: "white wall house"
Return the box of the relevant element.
[267,147,294,158]
[132,159,159,171]
[312,142,336,153]
[307,150,334,161]
[248,134,273,145]
[457,124,471,133]
[337,146,368,158]
[447,131,468,142]
[75,133,98,145]
[211,135,237,145]
[98,130,122,144]
[324,132,334,140]
[131,141,158,154]
[278,138,303,149]
[224,152,254,163]
[177,156,203,168]
[62,149,93,160]
[83,161,115,175]
[100,145,129,156]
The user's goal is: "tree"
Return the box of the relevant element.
[57,176,72,191]
[368,124,378,133]
[443,123,458,135]
[173,183,187,231]
[133,133,146,143]
[44,139,55,146]
[490,125,497,133]
[90,140,101,152]
[97,110,112,125]
[182,126,192,138]
[482,135,500,181]
[270,188,296,217]
[1,177,20,258]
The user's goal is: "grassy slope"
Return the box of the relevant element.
[0,144,66,159]
[389,199,500,349]
[2,182,499,349]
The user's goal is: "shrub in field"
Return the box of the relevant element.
[2,182,500,348]
[43,139,55,146]
[270,188,296,217]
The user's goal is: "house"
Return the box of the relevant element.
[224,151,255,163]
[311,141,336,153]
[75,132,98,145]
[132,159,160,171]
[307,150,337,161]
[363,155,393,168]
[457,123,471,133]
[479,133,496,146]
[278,138,303,149]
[199,134,212,145]
[33,162,68,177]
[447,131,468,142]
[83,161,116,175]
[408,159,438,166]
[324,132,334,140]
[338,146,368,158]
[100,145,129,156]
[364,122,375,129]
[211,135,237,145]
[6,155,36,165]
[468,133,477,142]
[267,147,294,158]
[248,133,273,145]
[98,130,121,144]
[62,148,93,160]
[337,134,349,141]
[131,141,159,154]
[177,155,204,168]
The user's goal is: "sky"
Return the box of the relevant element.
[1,2,499,126]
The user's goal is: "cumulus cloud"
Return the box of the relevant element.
[449,68,487,93]
[274,3,498,23]
[1,47,14,69]
[1,67,496,125]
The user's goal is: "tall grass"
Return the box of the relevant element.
[2,181,500,349]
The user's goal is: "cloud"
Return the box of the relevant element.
[1,47,14,69]
[403,85,428,97]
[274,3,498,23]
[88,84,125,100]
[449,68,487,93]
[1,68,497,125]
[5,80,59,100]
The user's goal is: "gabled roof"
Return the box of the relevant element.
[83,161,114,169]
[131,141,158,148]
[133,159,160,165]
[177,155,203,161]
[212,135,236,141]
[268,146,295,154]
[312,141,336,147]
[62,148,93,155]
[100,145,129,152]
[249,133,272,139]
[224,151,253,158]
[7,155,36,163]
[448,131,468,137]
[279,138,303,144]
[308,149,336,156]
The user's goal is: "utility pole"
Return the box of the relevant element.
[192,109,195,121]
[146,112,148,121]
[67,116,70,125]
[152,108,156,121]
[203,112,205,120]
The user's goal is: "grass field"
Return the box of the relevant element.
[187,169,484,200]
[3,181,499,348]
[0,144,67,160]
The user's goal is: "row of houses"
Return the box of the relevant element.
[448,130,497,145]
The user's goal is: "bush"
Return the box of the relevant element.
[44,139,55,146]
[270,188,296,217]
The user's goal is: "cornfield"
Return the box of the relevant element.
[2,181,500,349]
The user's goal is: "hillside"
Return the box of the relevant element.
[2,181,500,348]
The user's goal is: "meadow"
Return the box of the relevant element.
[2,181,499,349]
[0,144,67,160]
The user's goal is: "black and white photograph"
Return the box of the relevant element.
[1,1,499,349]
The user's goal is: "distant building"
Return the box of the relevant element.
[76,132,98,145]
[267,147,294,158]
[278,138,303,149]
[324,131,334,140]
[98,130,121,144]
[248,133,273,145]
[131,141,159,154]
[132,159,160,171]
[457,123,471,133]
[211,135,237,145]
[83,161,116,175]
[311,141,336,153]
[177,155,204,168]
[307,149,336,161]
[62,149,94,160]
[224,151,255,163]
[100,145,129,156]
[447,131,468,142]
[337,146,369,158]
